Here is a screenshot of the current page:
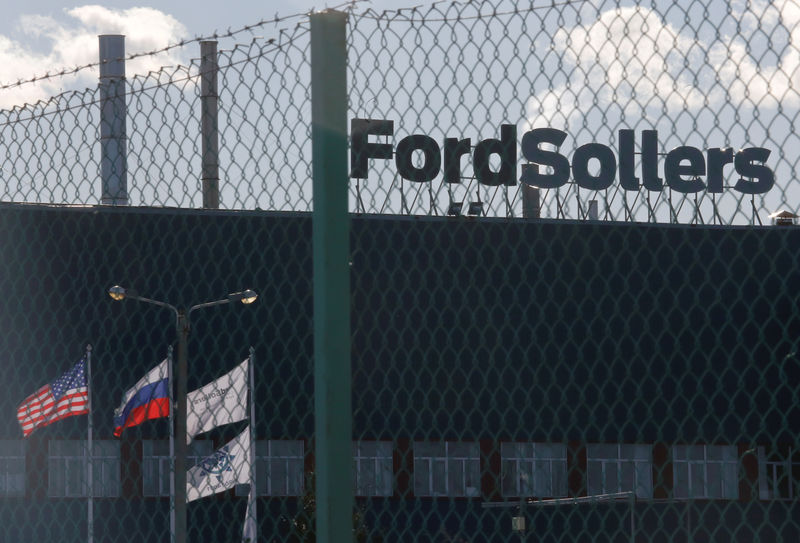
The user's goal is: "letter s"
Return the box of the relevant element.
[734,147,775,194]
[519,128,570,189]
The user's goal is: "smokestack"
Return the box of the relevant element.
[200,41,220,208]
[99,35,128,205]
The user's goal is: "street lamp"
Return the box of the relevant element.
[108,285,257,543]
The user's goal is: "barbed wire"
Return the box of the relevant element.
[0,31,308,127]
[354,0,594,22]
[0,0,367,93]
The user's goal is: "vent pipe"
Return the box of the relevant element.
[588,199,599,220]
[521,184,540,218]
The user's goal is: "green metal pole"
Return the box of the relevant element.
[311,10,351,543]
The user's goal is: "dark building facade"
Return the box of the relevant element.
[0,203,798,542]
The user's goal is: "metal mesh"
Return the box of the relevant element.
[0,0,799,542]
[0,0,798,221]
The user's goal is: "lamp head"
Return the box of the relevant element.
[240,289,258,304]
[108,285,127,301]
[447,202,463,216]
[228,289,258,305]
[467,201,484,216]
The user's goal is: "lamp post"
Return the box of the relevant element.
[108,285,257,543]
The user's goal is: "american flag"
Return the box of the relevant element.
[17,358,89,437]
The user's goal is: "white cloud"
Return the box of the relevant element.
[0,5,188,110]
[526,1,800,133]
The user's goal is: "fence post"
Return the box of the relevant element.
[311,10,351,543]
[200,41,220,209]
[98,35,128,205]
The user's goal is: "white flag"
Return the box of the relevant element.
[187,426,251,502]
[186,359,248,444]
[242,486,257,543]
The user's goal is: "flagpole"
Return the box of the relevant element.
[245,347,257,542]
[86,344,94,543]
[168,346,176,543]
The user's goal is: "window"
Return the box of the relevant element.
[142,440,213,497]
[587,444,652,498]
[48,440,120,497]
[234,440,304,497]
[0,440,25,497]
[353,441,393,496]
[501,442,567,498]
[672,445,737,499]
[413,441,480,497]
[757,446,800,500]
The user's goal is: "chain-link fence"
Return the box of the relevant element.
[0,0,799,542]
[1,0,799,222]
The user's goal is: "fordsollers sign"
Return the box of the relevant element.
[350,119,775,194]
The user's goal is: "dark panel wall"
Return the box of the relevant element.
[1,205,798,443]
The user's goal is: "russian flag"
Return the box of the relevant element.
[114,359,170,437]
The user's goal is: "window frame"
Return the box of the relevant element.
[142,440,214,497]
[0,440,25,498]
[234,439,304,497]
[757,445,800,501]
[353,440,393,497]
[586,443,653,499]
[671,444,738,500]
[500,442,568,498]
[48,440,121,498]
[413,441,481,498]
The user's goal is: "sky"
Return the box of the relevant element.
[0,0,403,106]
[0,0,402,49]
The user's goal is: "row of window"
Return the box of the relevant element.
[1,440,797,501]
